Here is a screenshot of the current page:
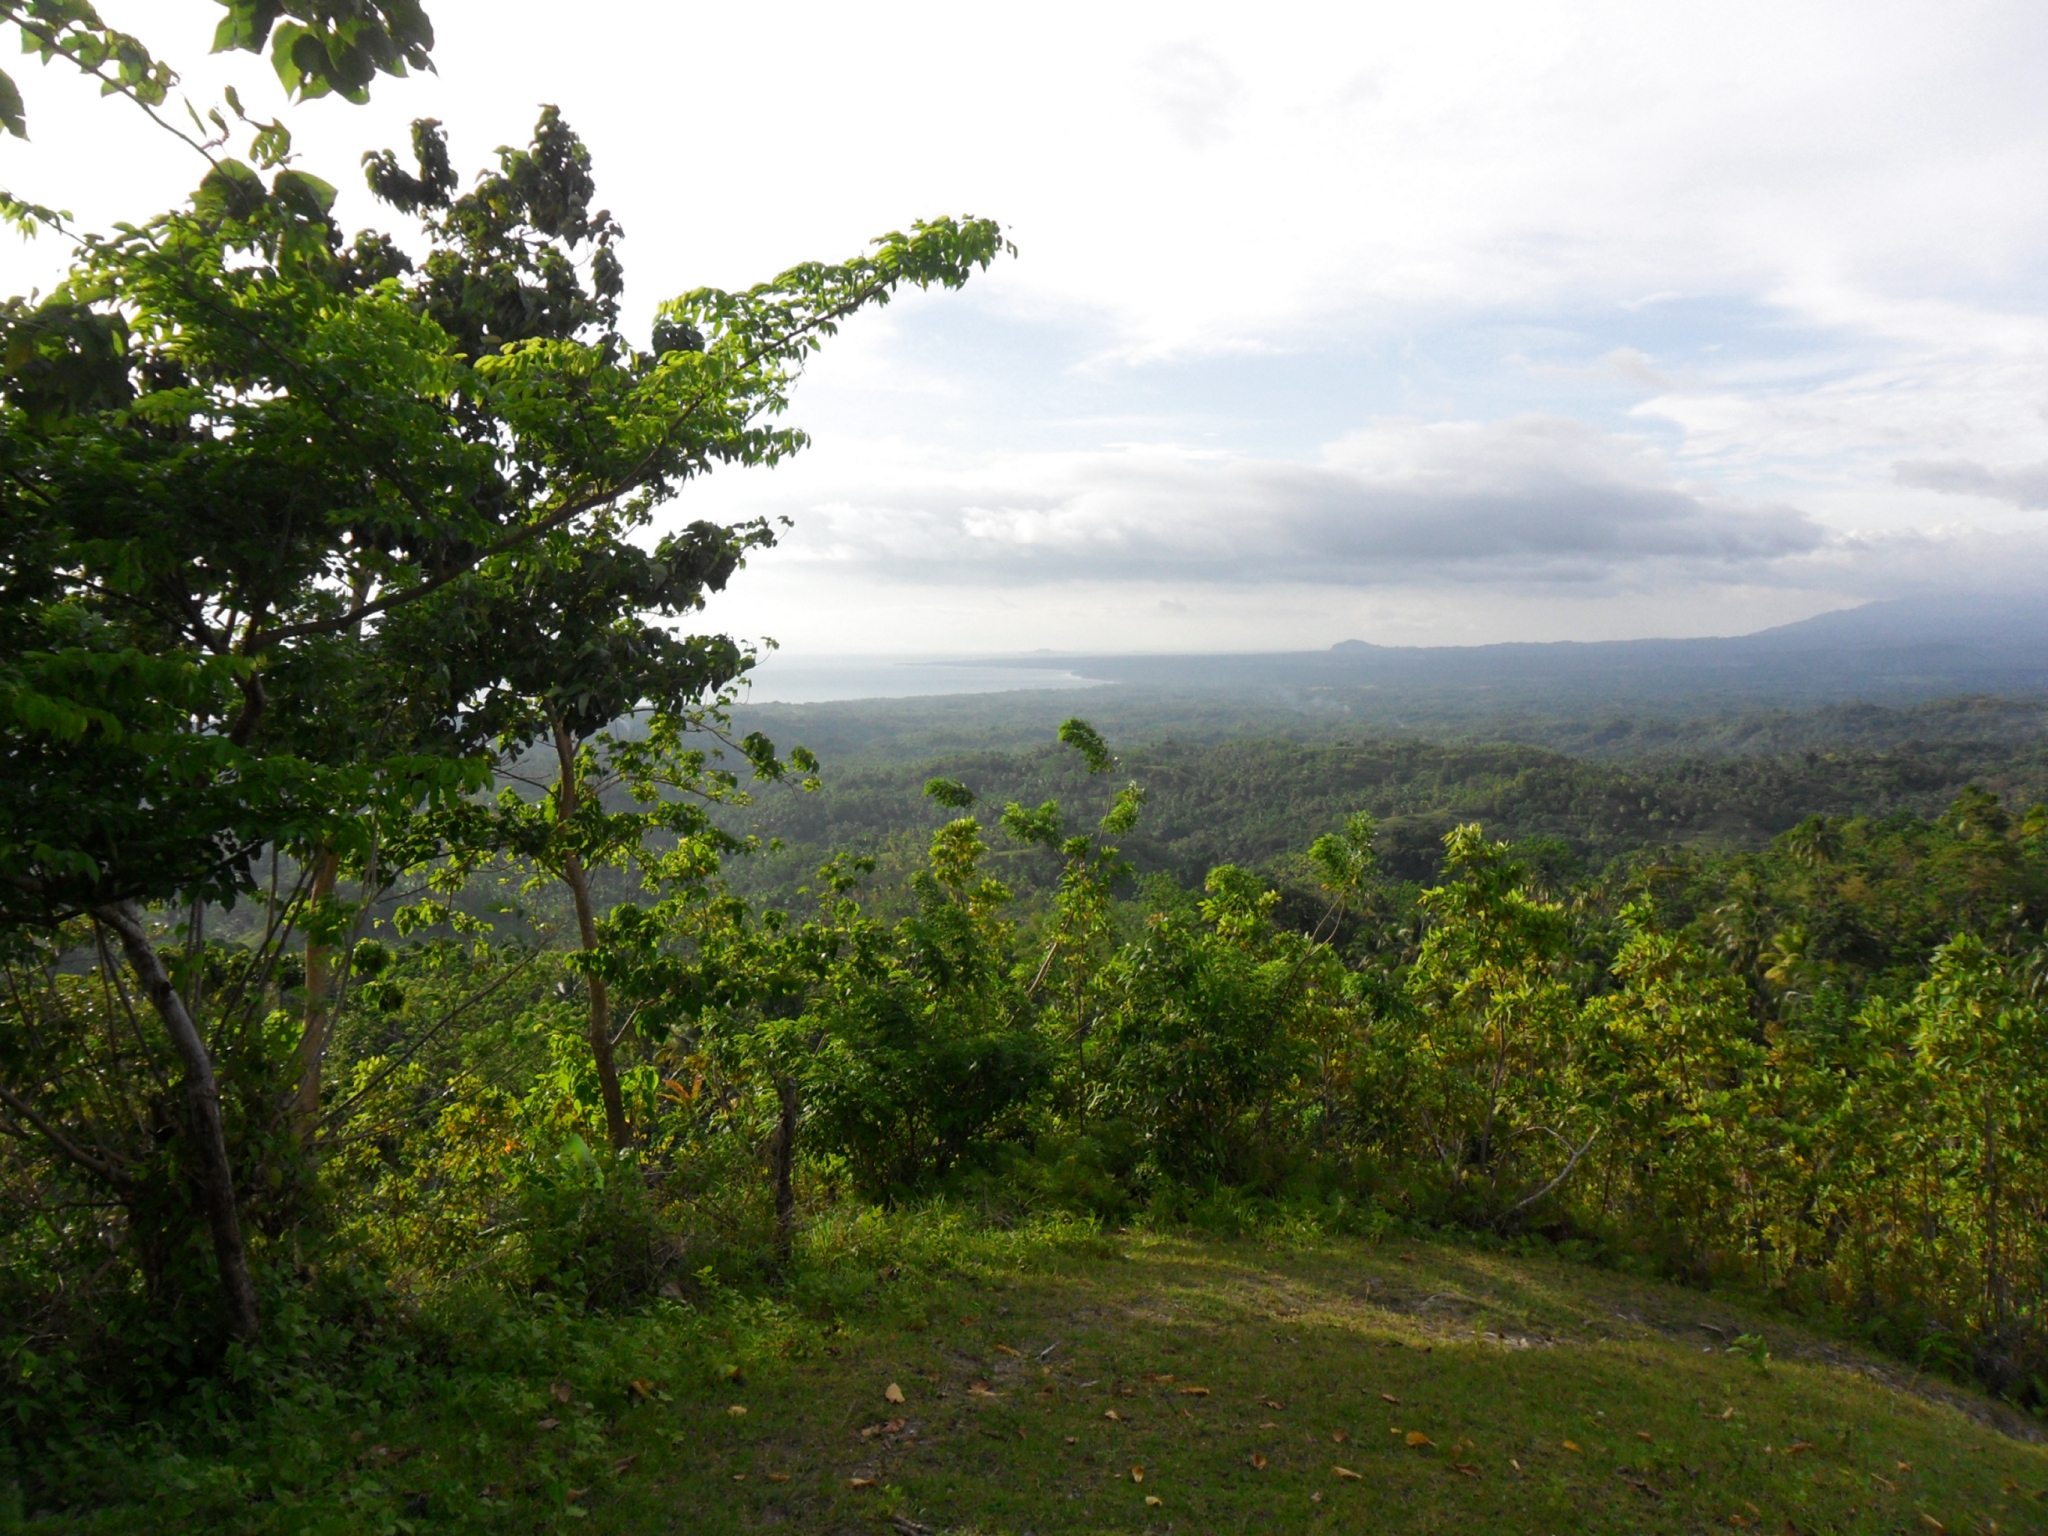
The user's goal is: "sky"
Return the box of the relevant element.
[6,0,2047,656]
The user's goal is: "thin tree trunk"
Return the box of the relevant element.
[95,899,260,1342]
[291,848,342,1143]
[552,717,630,1152]
[771,1074,800,1264]
[1984,1090,2001,1333]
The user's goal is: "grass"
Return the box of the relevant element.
[26,1217,2048,1534]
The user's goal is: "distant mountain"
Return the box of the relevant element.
[982,595,2048,711]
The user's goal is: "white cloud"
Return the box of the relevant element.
[1145,43,1245,150]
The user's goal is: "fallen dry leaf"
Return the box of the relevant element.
[1145,1495,1163,1507]
[1636,1431,1654,1442]
[1729,1519,1749,1530]
[1399,1253,1417,1264]
[1871,1474,1898,1493]
[1131,1466,1145,1483]
[885,1382,906,1404]
[1562,1440,1582,1452]
[1406,1431,1433,1448]
[1332,1431,1350,1444]
[727,1405,748,1417]
[959,1316,977,1326]
[1180,1386,1209,1397]
[848,1476,876,1490]
[1250,1454,1269,1471]
[1787,1442,1814,1455]
[1260,1421,1279,1429]
[1746,1503,1761,1517]
[551,1382,573,1404]
[1918,1518,1945,1534]
[766,1473,789,1483]
[1511,1458,1523,1472]
[1334,1465,1362,1481]
[629,1379,652,1400]
[1896,1462,1913,1473]
[1380,1392,1401,1404]
[1065,1436,1077,1445]
[1452,1462,1481,1479]
[1718,1406,1736,1420]
[565,1487,588,1503]
[1104,1409,1122,1422]
[536,1417,559,1432]
[1263,1399,1285,1410]
[611,1455,638,1476]
[995,1344,1020,1357]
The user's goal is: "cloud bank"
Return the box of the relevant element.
[1894,459,2048,510]
[770,419,1828,588]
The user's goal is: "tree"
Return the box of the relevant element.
[1909,935,2048,1339]
[0,96,1008,1335]
[1,1,433,140]
[998,719,1145,1121]
[1404,825,1592,1221]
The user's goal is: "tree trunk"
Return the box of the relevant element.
[291,848,342,1143]
[770,1074,800,1264]
[552,717,630,1152]
[95,899,261,1342]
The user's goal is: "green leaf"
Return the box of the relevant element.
[193,157,268,221]
[270,167,335,217]
[924,777,976,810]
[0,68,25,138]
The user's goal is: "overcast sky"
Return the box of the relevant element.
[6,1,2047,654]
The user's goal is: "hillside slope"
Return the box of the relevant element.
[57,1227,2046,1534]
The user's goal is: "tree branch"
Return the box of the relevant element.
[0,1082,125,1184]
[1497,1125,1601,1225]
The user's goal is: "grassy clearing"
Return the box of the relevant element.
[34,1221,2048,1534]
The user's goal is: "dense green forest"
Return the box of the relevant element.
[729,680,2048,764]
[713,714,2048,905]
[5,7,2048,1529]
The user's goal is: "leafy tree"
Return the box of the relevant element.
[1403,825,1594,1222]
[1906,935,2048,1341]
[1,1,432,141]
[998,718,1146,1119]
[0,88,1007,1333]
[1581,908,1763,1276]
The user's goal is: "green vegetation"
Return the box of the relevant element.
[714,722,2048,902]
[4,13,2048,1532]
[21,1214,2048,1534]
